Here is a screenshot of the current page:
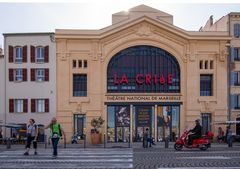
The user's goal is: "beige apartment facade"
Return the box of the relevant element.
[56,5,230,143]
[201,12,240,135]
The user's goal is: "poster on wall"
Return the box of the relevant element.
[115,106,130,127]
[136,106,151,127]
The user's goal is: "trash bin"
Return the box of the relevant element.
[6,138,11,149]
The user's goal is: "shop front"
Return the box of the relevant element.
[105,45,182,142]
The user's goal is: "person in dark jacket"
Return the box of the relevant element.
[188,119,202,145]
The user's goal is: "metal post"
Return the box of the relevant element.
[6,137,11,149]
[104,133,106,148]
[165,137,169,148]
[44,135,47,149]
[128,133,131,148]
[64,135,66,148]
[84,134,86,149]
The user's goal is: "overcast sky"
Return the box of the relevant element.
[0,2,240,49]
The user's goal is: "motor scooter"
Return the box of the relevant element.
[174,130,211,151]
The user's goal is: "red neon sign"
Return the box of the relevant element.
[114,74,174,85]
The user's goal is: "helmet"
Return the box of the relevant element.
[195,119,200,123]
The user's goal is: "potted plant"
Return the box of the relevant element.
[90,116,104,144]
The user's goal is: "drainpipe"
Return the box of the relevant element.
[4,36,6,137]
[228,14,231,121]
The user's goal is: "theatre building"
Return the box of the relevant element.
[56,5,230,143]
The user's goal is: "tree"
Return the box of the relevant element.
[91,116,105,133]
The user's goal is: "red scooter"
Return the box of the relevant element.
[174,130,211,151]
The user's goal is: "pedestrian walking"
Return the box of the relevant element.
[143,128,149,148]
[44,117,65,158]
[24,118,38,155]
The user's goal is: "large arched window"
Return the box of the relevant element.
[107,45,180,93]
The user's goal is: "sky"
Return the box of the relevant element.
[0,1,240,50]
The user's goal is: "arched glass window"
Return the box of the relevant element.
[107,45,180,93]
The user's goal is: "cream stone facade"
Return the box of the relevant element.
[56,5,230,143]
[201,12,240,135]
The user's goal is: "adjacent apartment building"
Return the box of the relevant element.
[201,13,240,135]
[55,5,230,143]
[3,33,56,139]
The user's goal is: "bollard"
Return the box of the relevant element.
[165,137,169,148]
[104,133,106,148]
[6,138,11,149]
[128,134,131,148]
[83,134,86,149]
[64,135,66,148]
[44,135,47,149]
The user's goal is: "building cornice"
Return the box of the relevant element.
[55,15,230,41]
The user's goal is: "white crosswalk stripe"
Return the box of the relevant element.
[0,148,133,169]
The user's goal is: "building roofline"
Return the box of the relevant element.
[3,32,54,37]
[229,12,240,15]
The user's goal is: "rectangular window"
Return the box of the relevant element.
[36,47,44,63]
[202,113,211,134]
[78,60,82,68]
[36,99,45,113]
[73,74,87,97]
[233,72,240,86]
[15,69,23,82]
[84,60,87,68]
[14,47,23,63]
[234,23,240,38]
[199,60,203,69]
[234,48,240,61]
[200,74,213,96]
[73,114,86,137]
[15,99,23,113]
[36,69,45,82]
[204,60,208,69]
[73,60,76,68]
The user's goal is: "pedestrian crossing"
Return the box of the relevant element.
[0,148,133,169]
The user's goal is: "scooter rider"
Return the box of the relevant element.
[188,119,202,145]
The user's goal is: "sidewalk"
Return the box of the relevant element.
[0,142,239,151]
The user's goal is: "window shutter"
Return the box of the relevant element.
[8,46,14,63]
[31,69,35,81]
[9,99,14,113]
[31,46,35,63]
[23,99,28,113]
[230,95,236,109]
[44,46,49,63]
[31,99,36,113]
[23,69,27,81]
[233,24,238,37]
[45,69,49,81]
[23,45,27,62]
[230,47,235,62]
[239,24,240,37]
[230,72,235,86]
[9,69,14,81]
[45,99,49,112]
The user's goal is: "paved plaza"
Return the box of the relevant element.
[0,143,239,169]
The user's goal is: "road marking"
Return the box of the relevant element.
[179,156,231,159]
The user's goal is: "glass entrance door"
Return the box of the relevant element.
[134,106,153,142]
[157,106,180,142]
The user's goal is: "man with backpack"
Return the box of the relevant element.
[45,117,65,158]
[24,118,38,155]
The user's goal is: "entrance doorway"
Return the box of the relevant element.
[73,114,86,136]
[157,106,180,142]
[236,117,240,135]
[134,106,153,142]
